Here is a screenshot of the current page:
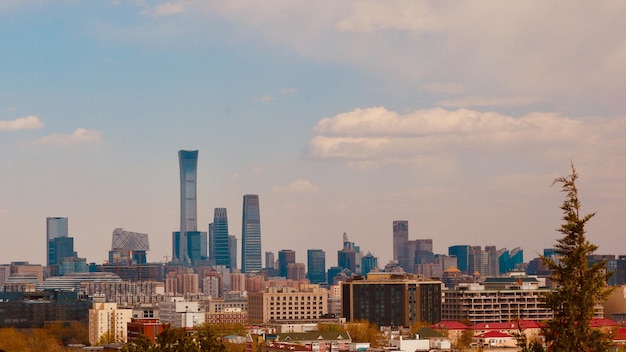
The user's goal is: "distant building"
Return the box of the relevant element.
[498,247,524,274]
[241,194,262,273]
[307,249,326,284]
[361,252,378,276]
[278,250,296,278]
[46,217,78,276]
[127,318,167,344]
[468,246,499,277]
[265,251,275,270]
[448,245,470,274]
[89,302,133,344]
[212,208,231,268]
[159,297,205,328]
[442,277,552,324]
[393,221,409,272]
[108,228,150,266]
[229,235,237,270]
[174,150,199,264]
[341,272,442,327]
[287,263,306,281]
[337,233,361,274]
[0,290,91,328]
[248,284,328,324]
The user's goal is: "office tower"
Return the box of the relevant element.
[212,208,230,268]
[278,249,296,278]
[46,217,69,266]
[414,239,434,265]
[468,246,500,277]
[361,252,378,276]
[342,272,442,326]
[337,232,361,274]
[208,223,215,262]
[174,150,198,263]
[307,249,326,284]
[448,245,470,274]
[241,194,262,273]
[229,235,237,269]
[265,251,275,269]
[393,220,409,265]
[109,228,149,266]
[287,263,306,281]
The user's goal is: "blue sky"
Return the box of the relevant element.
[1,1,625,268]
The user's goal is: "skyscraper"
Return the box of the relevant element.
[393,220,409,270]
[47,217,68,266]
[307,249,326,284]
[448,245,470,274]
[241,194,261,273]
[229,235,237,270]
[212,208,230,268]
[278,249,296,278]
[174,150,198,263]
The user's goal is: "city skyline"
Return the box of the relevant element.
[1,2,625,266]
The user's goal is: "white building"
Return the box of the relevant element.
[159,296,205,328]
[88,302,133,345]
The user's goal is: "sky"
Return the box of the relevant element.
[1,1,625,268]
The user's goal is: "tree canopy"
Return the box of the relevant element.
[541,164,613,351]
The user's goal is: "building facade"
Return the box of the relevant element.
[393,220,409,272]
[88,302,133,345]
[174,150,198,263]
[212,208,231,268]
[278,250,296,278]
[442,279,552,324]
[241,194,262,273]
[248,284,328,324]
[341,272,442,327]
[307,249,326,284]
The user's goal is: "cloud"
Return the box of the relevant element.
[438,96,541,108]
[0,116,43,131]
[274,179,320,194]
[141,2,185,17]
[31,128,102,146]
[254,95,274,103]
[6,106,17,112]
[308,106,626,167]
[141,1,626,114]
[279,88,298,95]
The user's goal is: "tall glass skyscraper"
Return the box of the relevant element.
[241,194,261,273]
[174,150,198,263]
[212,208,231,268]
[46,217,69,266]
[307,249,326,284]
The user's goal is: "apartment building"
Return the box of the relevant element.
[248,284,328,324]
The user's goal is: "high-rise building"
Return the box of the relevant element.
[341,272,442,327]
[229,235,237,270]
[46,217,69,266]
[212,208,230,268]
[278,249,296,278]
[361,252,378,276]
[174,150,198,263]
[265,251,275,269]
[337,233,361,274]
[393,221,409,269]
[287,263,306,281]
[307,249,326,284]
[241,194,262,273]
[448,245,470,274]
[468,246,500,277]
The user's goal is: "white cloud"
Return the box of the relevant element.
[274,179,320,194]
[141,2,185,17]
[254,95,274,103]
[438,96,541,108]
[308,107,626,168]
[279,88,298,95]
[142,1,626,114]
[31,128,102,146]
[0,115,43,131]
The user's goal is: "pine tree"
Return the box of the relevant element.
[541,163,613,351]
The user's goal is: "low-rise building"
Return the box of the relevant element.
[159,297,205,328]
[248,284,327,325]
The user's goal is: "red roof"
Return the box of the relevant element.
[476,331,514,339]
[470,320,543,330]
[431,321,469,330]
[590,317,618,328]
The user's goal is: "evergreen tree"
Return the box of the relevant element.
[541,164,613,351]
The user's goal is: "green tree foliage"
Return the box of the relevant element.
[541,164,613,351]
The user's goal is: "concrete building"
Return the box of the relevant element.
[159,297,205,328]
[287,263,306,281]
[241,194,262,273]
[341,272,442,327]
[248,284,328,324]
[88,302,133,345]
[442,277,552,324]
